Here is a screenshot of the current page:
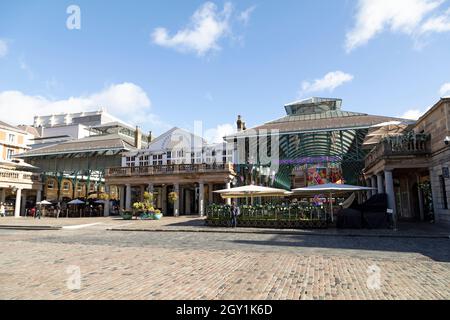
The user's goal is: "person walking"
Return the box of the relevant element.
[0,202,6,217]
[35,206,41,219]
[56,202,61,219]
[230,201,240,228]
[30,206,36,218]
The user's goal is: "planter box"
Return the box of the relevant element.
[205,218,327,229]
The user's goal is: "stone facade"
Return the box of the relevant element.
[364,98,450,226]
[417,99,450,224]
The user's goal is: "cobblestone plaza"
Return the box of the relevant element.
[1,217,449,300]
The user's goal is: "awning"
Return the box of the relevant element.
[214,185,292,198]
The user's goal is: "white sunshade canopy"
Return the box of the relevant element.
[292,183,375,195]
[36,200,52,205]
[214,185,292,198]
[68,199,85,205]
[292,183,376,222]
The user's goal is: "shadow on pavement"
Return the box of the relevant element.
[228,233,450,263]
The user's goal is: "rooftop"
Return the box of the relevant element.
[232,98,407,136]
[0,120,28,135]
[16,133,138,158]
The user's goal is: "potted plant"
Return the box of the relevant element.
[153,209,163,220]
[132,201,145,219]
[121,209,133,220]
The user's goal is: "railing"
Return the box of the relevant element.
[106,163,235,177]
[206,204,328,229]
[365,133,431,168]
[0,168,41,185]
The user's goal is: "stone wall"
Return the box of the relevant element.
[430,148,450,225]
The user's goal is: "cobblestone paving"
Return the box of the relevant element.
[0,228,449,300]
[2,216,449,238]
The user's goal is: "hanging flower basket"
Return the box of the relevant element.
[168,191,178,204]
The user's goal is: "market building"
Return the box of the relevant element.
[105,127,235,216]
[15,110,151,216]
[226,97,405,191]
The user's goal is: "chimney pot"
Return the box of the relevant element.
[237,115,243,132]
[134,126,142,149]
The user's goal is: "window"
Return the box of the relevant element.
[63,182,70,191]
[126,156,136,167]
[6,149,14,160]
[77,184,83,192]
[8,134,15,143]
[167,151,172,159]
[150,154,164,165]
[139,155,149,166]
[47,180,55,190]
[439,175,448,209]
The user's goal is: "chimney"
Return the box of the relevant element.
[236,115,243,132]
[134,126,142,149]
[148,131,153,143]
[242,121,246,131]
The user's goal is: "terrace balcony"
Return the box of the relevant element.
[0,168,41,189]
[365,133,431,170]
[106,162,235,178]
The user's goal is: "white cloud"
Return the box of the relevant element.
[400,83,450,119]
[400,109,425,120]
[0,39,8,58]
[440,82,450,96]
[301,71,354,95]
[420,8,450,33]
[0,82,155,126]
[151,2,233,56]
[346,0,445,52]
[238,5,256,25]
[204,123,235,143]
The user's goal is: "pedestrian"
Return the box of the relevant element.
[0,202,6,217]
[56,202,61,219]
[35,206,41,219]
[230,201,240,228]
[30,206,36,218]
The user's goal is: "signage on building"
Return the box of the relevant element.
[443,167,450,179]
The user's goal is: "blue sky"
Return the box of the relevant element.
[1,0,450,142]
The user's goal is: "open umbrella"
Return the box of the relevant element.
[214,185,292,205]
[292,183,376,222]
[68,199,85,205]
[36,200,52,218]
[363,120,412,147]
[36,200,52,205]
[68,199,85,217]
[215,185,292,197]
